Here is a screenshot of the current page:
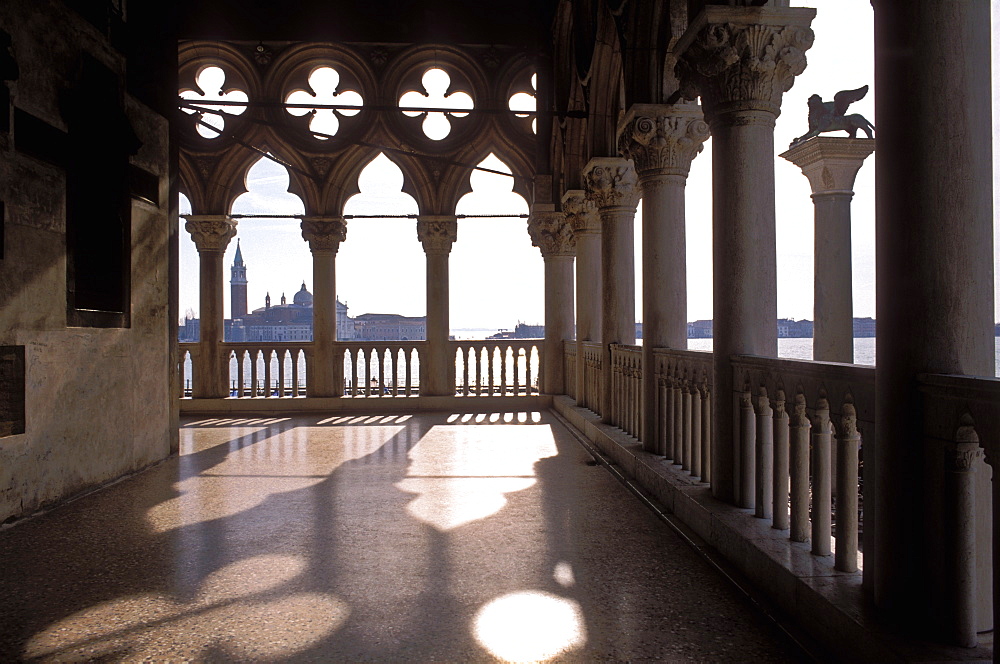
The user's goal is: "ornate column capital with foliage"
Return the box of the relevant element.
[561,190,600,236]
[618,103,710,180]
[300,216,347,253]
[184,215,237,253]
[674,7,815,120]
[582,157,640,211]
[417,215,458,255]
[528,209,576,258]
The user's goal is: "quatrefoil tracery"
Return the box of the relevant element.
[179,65,248,139]
[285,66,364,140]
[398,68,474,141]
[508,73,537,134]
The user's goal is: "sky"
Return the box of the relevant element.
[179,0,1000,331]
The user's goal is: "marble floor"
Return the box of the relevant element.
[0,411,808,662]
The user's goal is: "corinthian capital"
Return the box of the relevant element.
[300,216,347,253]
[674,7,815,118]
[582,158,639,211]
[618,103,710,179]
[417,215,457,255]
[561,190,600,235]
[184,215,237,252]
[528,210,575,258]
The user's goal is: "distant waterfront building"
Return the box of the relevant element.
[853,317,876,338]
[489,322,544,339]
[687,320,714,339]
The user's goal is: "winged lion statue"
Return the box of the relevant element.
[791,85,874,147]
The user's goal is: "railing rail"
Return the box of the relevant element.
[451,339,541,396]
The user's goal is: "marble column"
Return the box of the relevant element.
[417,215,457,396]
[675,5,815,502]
[584,158,640,425]
[301,216,347,397]
[871,0,994,637]
[184,214,237,399]
[562,190,601,409]
[618,103,710,449]
[780,137,874,364]
[528,208,576,395]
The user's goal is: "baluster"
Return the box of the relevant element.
[461,347,470,396]
[947,417,982,647]
[811,396,832,556]
[513,347,521,395]
[772,390,790,530]
[405,347,413,396]
[835,398,860,572]
[789,393,811,542]
[378,347,386,398]
[682,381,693,472]
[391,347,399,396]
[673,381,683,465]
[348,348,357,396]
[290,350,298,396]
[501,346,509,395]
[265,349,274,397]
[691,380,702,478]
[701,386,712,484]
[526,346,535,394]
[657,378,667,456]
[738,388,755,509]
[754,388,773,520]
[487,346,495,396]
[277,350,286,397]
[664,379,675,460]
[250,349,259,396]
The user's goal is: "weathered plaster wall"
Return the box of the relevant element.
[0,1,173,523]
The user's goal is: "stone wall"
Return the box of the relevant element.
[0,0,173,523]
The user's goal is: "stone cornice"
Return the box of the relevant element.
[561,190,600,235]
[582,158,640,211]
[417,215,457,255]
[674,7,815,119]
[300,216,347,253]
[184,215,237,252]
[528,211,576,258]
[617,103,710,179]
[779,137,875,196]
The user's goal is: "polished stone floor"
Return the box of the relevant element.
[0,411,807,662]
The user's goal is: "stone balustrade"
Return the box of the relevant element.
[342,341,423,397]
[227,342,311,397]
[580,342,603,414]
[452,339,541,397]
[654,348,713,481]
[609,344,642,436]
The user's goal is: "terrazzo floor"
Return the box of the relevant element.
[0,411,809,662]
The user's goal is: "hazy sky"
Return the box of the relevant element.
[179,0,1000,331]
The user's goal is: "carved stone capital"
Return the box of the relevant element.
[528,210,576,258]
[417,215,457,255]
[617,103,710,179]
[779,137,876,196]
[582,158,640,211]
[300,216,347,253]
[948,442,984,473]
[561,190,600,235]
[674,7,815,119]
[184,215,237,253]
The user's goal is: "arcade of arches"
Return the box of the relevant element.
[0,0,996,660]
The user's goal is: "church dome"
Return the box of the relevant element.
[293,282,313,306]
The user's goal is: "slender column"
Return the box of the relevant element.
[185,215,237,399]
[789,393,810,542]
[675,6,815,502]
[754,389,773,519]
[835,400,861,572]
[563,190,601,409]
[583,158,639,425]
[772,391,790,530]
[780,137,875,363]
[811,397,832,556]
[301,216,347,397]
[417,216,457,396]
[872,0,994,636]
[946,423,983,648]
[528,208,576,395]
[618,103,709,447]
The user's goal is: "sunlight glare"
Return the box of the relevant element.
[473,591,586,662]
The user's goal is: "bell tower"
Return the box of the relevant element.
[230,239,247,319]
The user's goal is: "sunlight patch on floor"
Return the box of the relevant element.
[25,554,349,661]
[473,590,586,662]
[396,424,557,531]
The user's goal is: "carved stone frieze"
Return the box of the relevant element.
[184,215,237,252]
[582,158,639,211]
[561,190,600,235]
[674,8,815,117]
[527,211,576,258]
[300,216,347,252]
[417,216,458,255]
[617,104,710,178]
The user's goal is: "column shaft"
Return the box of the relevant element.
[600,205,636,423]
[813,193,854,363]
[196,249,227,398]
[424,252,451,395]
[872,0,994,634]
[311,250,337,396]
[563,191,601,408]
[542,256,574,394]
